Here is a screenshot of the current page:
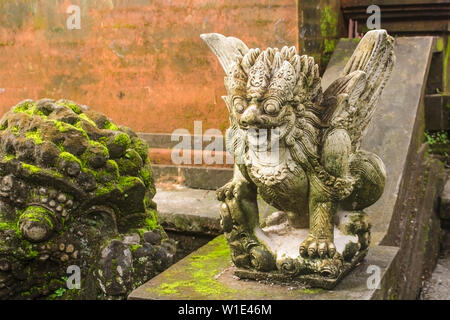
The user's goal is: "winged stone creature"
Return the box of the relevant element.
[201,30,395,280]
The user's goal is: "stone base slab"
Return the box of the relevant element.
[234,248,368,290]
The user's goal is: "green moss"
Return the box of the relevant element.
[150,236,237,298]
[25,129,43,144]
[21,206,54,230]
[320,6,338,36]
[297,288,324,294]
[89,140,108,153]
[116,149,143,176]
[104,120,119,131]
[436,38,444,52]
[444,36,449,92]
[52,120,71,133]
[138,166,152,186]
[114,133,131,148]
[21,162,63,179]
[131,137,150,162]
[95,173,143,197]
[13,101,34,114]
[48,287,67,299]
[0,220,17,231]
[144,211,158,230]
[130,244,142,252]
[80,142,109,168]
[98,136,109,146]
[11,125,19,134]
[13,101,45,117]
[21,163,41,174]
[78,113,97,127]
[56,100,82,114]
[107,159,119,173]
[3,154,15,161]
[94,182,115,197]
[117,176,141,192]
[59,151,81,165]
[13,237,40,259]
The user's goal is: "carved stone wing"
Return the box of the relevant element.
[200,33,249,74]
[200,33,250,161]
[322,30,395,150]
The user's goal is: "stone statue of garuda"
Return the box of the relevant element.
[201,30,395,287]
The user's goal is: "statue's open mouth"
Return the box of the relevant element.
[242,117,293,150]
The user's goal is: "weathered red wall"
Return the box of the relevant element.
[0,0,298,134]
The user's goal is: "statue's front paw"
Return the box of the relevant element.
[299,235,337,259]
[216,181,244,201]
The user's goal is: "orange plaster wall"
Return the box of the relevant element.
[0,0,298,134]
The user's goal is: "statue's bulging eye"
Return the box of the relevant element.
[264,100,280,115]
[235,103,245,113]
[233,98,246,113]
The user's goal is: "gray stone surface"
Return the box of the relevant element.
[154,187,276,235]
[440,179,450,220]
[154,187,222,235]
[421,229,450,300]
[420,253,450,300]
[153,164,233,190]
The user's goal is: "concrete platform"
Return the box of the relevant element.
[128,235,400,300]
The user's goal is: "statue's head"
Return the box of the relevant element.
[201,34,323,143]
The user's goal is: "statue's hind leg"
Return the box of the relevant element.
[341,150,386,211]
[337,150,386,251]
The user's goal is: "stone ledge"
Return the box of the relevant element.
[128,235,400,300]
[153,165,233,190]
[154,187,277,235]
[154,187,222,235]
[138,133,225,150]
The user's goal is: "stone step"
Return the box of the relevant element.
[138,132,226,150]
[138,132,233,190]
[152,164,232,190]
[148,147,232,168]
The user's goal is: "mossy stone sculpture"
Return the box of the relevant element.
[0,99,175,299]
[201,30,394,287]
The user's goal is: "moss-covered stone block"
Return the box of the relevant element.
[0,98,175,300]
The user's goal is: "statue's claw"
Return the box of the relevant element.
[299,235,337,259]
[216,180,243,201]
